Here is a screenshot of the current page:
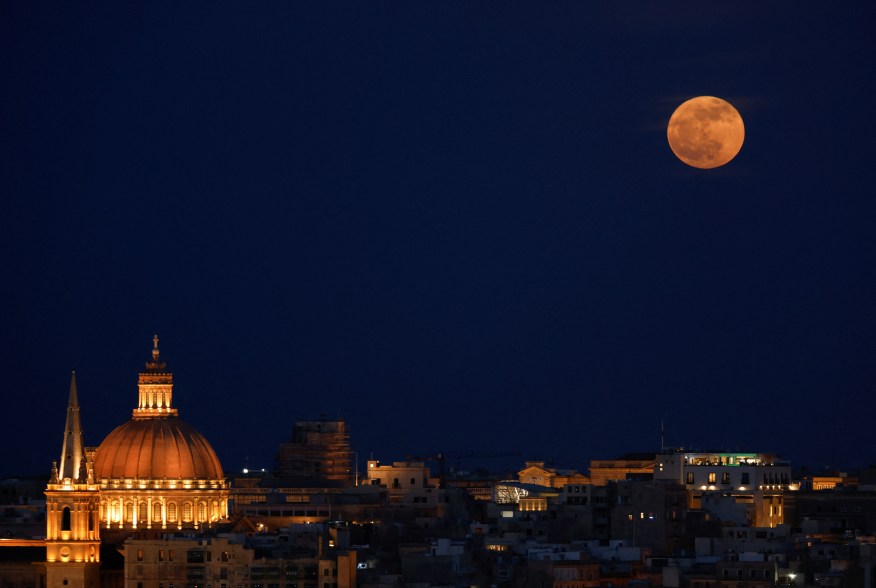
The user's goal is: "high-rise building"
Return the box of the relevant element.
[274,418,353,486]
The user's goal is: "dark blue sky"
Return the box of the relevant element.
[3,3,875,476]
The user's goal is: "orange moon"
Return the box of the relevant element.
[667,96,744,169]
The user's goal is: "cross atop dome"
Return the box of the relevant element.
[144,333,167,373]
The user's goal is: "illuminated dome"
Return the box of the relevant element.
[93,337,228,530]
[94,417,223,480]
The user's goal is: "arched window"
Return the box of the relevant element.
[167,503,177,522]
[139,502,148,523]
[153,503,163,522]
[198,502,207,521]
[182,502,193,522]
[62,507,71,531]
[125,502,134,522]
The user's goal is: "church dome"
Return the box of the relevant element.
[93,416,224,480]
[91,337,229,531]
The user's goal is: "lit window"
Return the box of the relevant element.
[708,472,716,484]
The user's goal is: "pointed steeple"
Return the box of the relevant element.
[58,372,85,482]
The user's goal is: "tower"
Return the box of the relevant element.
[274,417,354,485]
[45,372,101,588]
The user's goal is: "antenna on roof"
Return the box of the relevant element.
[660,418,665,452]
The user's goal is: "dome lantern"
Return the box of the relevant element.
[134,334,178,418]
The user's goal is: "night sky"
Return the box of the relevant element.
[3,4,875,477]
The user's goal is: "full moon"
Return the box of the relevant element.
[667,96,745,169]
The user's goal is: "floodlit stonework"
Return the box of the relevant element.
[45,373,101,588]
[92,337,228,530]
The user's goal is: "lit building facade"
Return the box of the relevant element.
[123,533,358,588]
[654,451,791,492]
[589,453,656,486]
[123,537,253,588]
[517,462,590,489]
[45,373,101,588]
[654,451,792,527]
[364,460,441,504]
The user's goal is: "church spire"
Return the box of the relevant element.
[58,372,85,482]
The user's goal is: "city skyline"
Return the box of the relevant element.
[3,4,876,476]
[5,337,869,478]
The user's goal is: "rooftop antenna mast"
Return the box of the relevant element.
[660,418,665,452]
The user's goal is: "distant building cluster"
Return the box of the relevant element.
[2,338,876,588]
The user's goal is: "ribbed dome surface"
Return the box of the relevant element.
[93,417,224,480]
